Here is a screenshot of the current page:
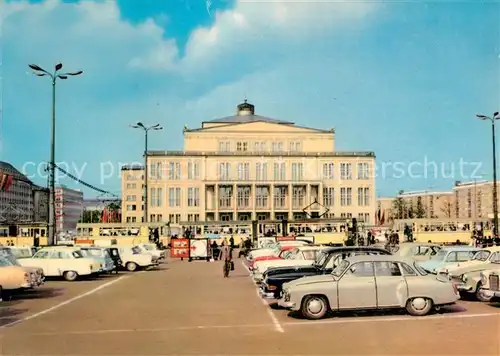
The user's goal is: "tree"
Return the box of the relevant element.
[79,209,100,223]
[440,197,453,218]
[414,197,427,218]
[392,197,407,219]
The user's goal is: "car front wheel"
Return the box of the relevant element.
[301,295,329,320]
[476,284,493,302]
[63,271,78,282]
[126,262,138,272]
[406,297,433,316]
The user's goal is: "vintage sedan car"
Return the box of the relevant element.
[249,245,301,271]
[0,248,45,286]
[478,261,500,300]
[247,241,309,261]
[18,247,101,281]
[79,247,116,273]
[260,246,392,299]
[391,242,442,261]
[418,246,481,273]
[136,243,167,261]
[0,256,41,297]
[252,246,325,282]
[118,246,159,271]
[278,255,460,319]
[441,247,500,301]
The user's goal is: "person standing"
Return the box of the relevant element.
[219,239,233,278]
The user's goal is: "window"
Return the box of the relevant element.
[150,162,163,180]
[150,188,156,207]
[256,163,268,181]
[273,162,286,180]
[219,186,233,208]
[274,186,287,208]
[188,161,200,180]
[187,187,200,207]
[126,204,136,211]
[399,263,417,276]
[236,141,248,151]
[237,163,250,180]
[292,186,305,208]
[340,163,352,180]
[126,183,136,189]
[168,162,181,180]
[254,141,266,152]
[323,163,334,180]
[357,187,370,206]
[290,141,302,152]
[256,186,269,208]
[219,141,230,152]
[357,162,370,180]
[358,213,369,222]
[126,195,136,201]
[374,262,402,276]
[340,187,352,206]
[323,187,334,206]
[168,187,181,207]
[271,142,283,152]
[345,262,374,277]
[237,186,251,208]
[187,214,200,222]
[446,251,475,262]
[291,163,303,181]
[219,163,231,180]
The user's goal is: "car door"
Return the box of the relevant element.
[48,250,66,276]
[337,262,377,310]
[31,250,50,273]
[374,261,408,308]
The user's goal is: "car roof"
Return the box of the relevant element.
[345,254,414,264]
[295,245,325,251]
[38,247,81,252]
[320,246,391,254]
[440,246,481,252]
[398,242,441,248]
[483,246,500,252]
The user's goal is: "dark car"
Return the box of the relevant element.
[259,246,392,299]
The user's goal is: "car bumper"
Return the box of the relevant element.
[455,283,474,292]
[253,273,263,283]
[480,289,500,298]
[258,286,276,299]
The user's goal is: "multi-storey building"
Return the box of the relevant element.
[121,101,377,224]
[396,190,454,219]
[453,180,498,219]
[55,185,84,233]
[0,161,48,224]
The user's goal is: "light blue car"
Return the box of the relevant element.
[80,247,115,273]
[418,246,481,274]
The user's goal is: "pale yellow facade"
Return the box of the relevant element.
[452,180,499,219]
[121,101,376,225]
[397,191,455,219]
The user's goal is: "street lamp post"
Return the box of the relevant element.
[29,63,83,245]
[476,112,500,237]
[129,123,163,224]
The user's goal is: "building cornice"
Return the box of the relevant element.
[146,150,375,158]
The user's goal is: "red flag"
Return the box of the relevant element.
[3,175,13,192]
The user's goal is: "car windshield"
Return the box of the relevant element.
[72,251,84,258]
[332,259,350,277]
[413,262,428,275]
[282,251,293,259]
[87,249,102,257]
[0,257,13,267]
[472,250,490,261]
[132,246,142,254]
[431,250,447,261]
[303,250,319,260]
[314,251,328,267]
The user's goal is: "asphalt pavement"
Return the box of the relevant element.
[0,258,499,355]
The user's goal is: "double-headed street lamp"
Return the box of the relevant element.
[476,112,500,237]
[129,122,163,224]
[29,63,83,245]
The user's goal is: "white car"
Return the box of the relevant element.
[118,246,159,271]
[18,247,101,281]
[135,243,166,261]
[253,246,325,282]
[248,241,309,261]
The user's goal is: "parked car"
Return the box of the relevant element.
[136,243,166,261]
[478,260,500,300]
[79,247,116,273]
[2,246,35,259]
[252,246,325,282]
[391,242,442,261]
[118,246,159,271]
[108,247,122,273]
[0,249,44,286]
[260,246,392,299]
[418,246,481,273]
[278,255,460,320]
[0,256,42,298]
[247,241,309,261]
[442,247,500,301]
[249,245,300,271]
[18,247,101,281]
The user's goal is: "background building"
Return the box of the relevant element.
[395,190,454,219]
[81,198,122,223]
[55,185,84,232]
[452,180,498,219]
[122,101,377,224]
[0,161,48,224]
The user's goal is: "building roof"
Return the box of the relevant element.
[204,114,294,125]
[397,190,453,197]
[0,161,34,185]
[147,150,375,158]
[121,165,144,171]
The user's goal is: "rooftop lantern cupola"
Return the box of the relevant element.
[236,99,255,116]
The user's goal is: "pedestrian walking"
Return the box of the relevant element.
[219,238,233,278]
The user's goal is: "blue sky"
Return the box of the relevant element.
[1,0,499,199]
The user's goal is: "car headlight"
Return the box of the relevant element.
[480,273,487,285]
[283,289,291,302]
[462,274,468,282]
